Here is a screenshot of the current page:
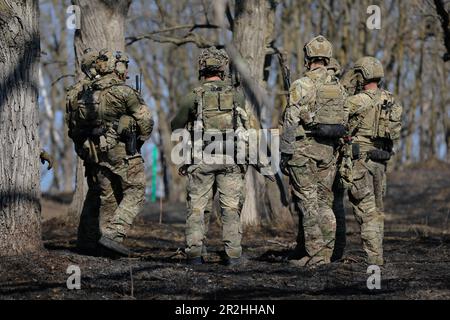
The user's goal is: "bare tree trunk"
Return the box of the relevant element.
[67,0,132,224]
[233,0,270,227]
[0,0,42,256]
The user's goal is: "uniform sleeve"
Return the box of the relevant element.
[123,86,154,142]
[171,92,196,131]
[289,77,315,125]
[345,96,360,135]
[280,104,301,155]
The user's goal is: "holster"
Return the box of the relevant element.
[367,149,392,162]
[125,132,137,155]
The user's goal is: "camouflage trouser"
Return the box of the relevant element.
[348,158,386,265]
[289,152,337,262]
[294,172,346,261]
[77,155,145,249]
[185,163,245,259]
[202,184,216,257]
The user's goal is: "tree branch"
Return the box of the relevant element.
[126,31,218,48]
[126,24,220,46]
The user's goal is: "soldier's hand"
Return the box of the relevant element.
[178,164,189,177]
[40,150,53,170]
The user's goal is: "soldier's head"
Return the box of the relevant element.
[95,49,117,76]
[353,56,384,90]
[303,35,333,70]
[80,48,99,80]
[327,58,342,77]
[114,51,130,81]
[198,46,229,80]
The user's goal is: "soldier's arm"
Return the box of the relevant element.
[123,86,154,142]
[345,95,364,135]
[280,104,301,155]
[289,77,315,126]
[171,92,196,131]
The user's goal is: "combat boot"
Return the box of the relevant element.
[223,256,247,267]
[98,236,131,258]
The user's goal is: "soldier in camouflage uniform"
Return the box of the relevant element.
[67,49,153,257]
[327,58,347,262]
[346,57,402,265]
[280,36,348,267]
[171,47,247,266]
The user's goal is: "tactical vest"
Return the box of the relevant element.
[194,83,237,133]
[353,90,402,141]
[311,77,346,126]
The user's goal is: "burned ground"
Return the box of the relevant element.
[1,160,449,300]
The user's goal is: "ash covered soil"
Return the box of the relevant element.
[1,160,450,300]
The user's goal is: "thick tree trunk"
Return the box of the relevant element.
[67,0,132,224]
[0,0,42,256]
[233,0,271,226]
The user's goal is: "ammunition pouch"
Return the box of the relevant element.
[367,149,391,162]
[310,124,346,139]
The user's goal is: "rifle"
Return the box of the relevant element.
[276,49,291,125]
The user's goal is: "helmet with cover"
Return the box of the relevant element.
[96,48,117,75]
[327,58,342,77]
[353,56,384,83]
[303,35,333,67]
[198,46,229,79]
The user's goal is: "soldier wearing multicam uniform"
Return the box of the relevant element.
[325,57,348,262]
[280,36,348,267]
[66,48,153,257]
[346,57,402,265]
[171,47,247,266]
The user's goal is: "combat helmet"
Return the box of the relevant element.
[96,49,117,75]
[353,56,384,83]
[303,35,333,67]
[198,46,229,79]
[80,48,98,79]
[327,58,342,77]
[115,51,130,79]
